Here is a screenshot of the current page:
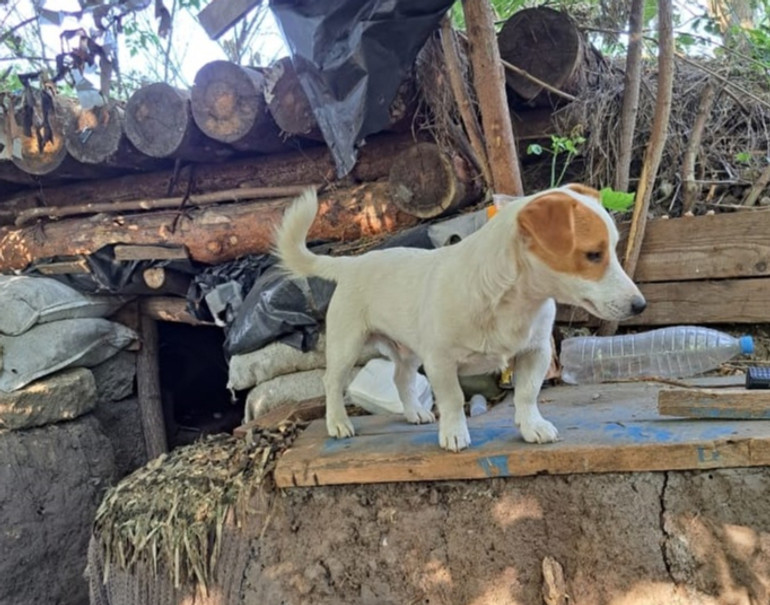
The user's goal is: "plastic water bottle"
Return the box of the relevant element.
[559,326,754,385]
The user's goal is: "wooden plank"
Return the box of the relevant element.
[233,398,325,438]
[274,378,769,487]
[140,297,215,326]
[658,387,770,419]
[113,245,189,262]
[35,257,90,275]
[136,313,168,458]
[197,0,260,39]
[557,277,770,325]
[620,211,770,283]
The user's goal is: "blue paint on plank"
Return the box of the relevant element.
[604,423,675,443]
[478,455,511,477]
[696,446,721,463]
[700,426,738,440]
[675,406,770,420]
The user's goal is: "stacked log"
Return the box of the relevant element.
[190,61,288,153]
[125,83,233,162]
[497,7,603,108]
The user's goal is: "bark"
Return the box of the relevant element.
[0,181,420,271]
[598,0,674,336]
[136,313,168,458]
[2,132,420,222]
[190,60,287,153]
[461,0,523,196]
[388,143,482,218]
[125,83,233,161]
[681,81,715,213]
[615,0,645,193]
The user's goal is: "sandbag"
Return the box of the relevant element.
[227,332,380,392]
[0,275,129,336]
[244,367,362,422]
[0,318,138,392]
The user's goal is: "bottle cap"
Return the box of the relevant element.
[739,336,754,355]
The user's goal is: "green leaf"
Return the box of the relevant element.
[735,151,752,164]
[527,143,543,156]
[600,188,635,211]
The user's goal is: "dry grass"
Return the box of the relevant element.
[93,422,304,593]
[549,57,770,215]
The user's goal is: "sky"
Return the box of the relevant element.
[24,0,289,90]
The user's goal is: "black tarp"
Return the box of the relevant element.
[269,0,454,177]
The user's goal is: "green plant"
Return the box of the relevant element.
[599,188,635,212]
[527,133,586,188]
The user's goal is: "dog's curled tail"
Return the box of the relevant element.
[274,188,343,281]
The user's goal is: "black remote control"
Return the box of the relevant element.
[745,366,770,390]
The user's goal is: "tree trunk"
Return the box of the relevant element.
[615,0,645,193]
[190,60,288,153]
[461,0,523,196]
[125,83,233,161]
[681,81,715,213]
[598,0,674,336]
[0,181,419,271]
[64,102,163,170]
[497,7,602,108]
[264,56,324,141]
[388,143,482,218]
[2,132,421,222]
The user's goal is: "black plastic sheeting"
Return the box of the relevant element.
[269,0,454,177]
[23,245,199,296]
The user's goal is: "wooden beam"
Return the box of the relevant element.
[197,0,260,39]
[659,388,770,419]
[140,297,214,326]
[136,313,168,458]
[34,257,90,275]
[557,278,770,325]
[113,245,189,262]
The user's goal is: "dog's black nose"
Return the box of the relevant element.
[630,296,647,315]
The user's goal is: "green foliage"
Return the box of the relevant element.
[599,188,635,211]
[527,132,586,188]
[735,151,753,164]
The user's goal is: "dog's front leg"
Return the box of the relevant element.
[424,359,470,452]
[512,346,559,443]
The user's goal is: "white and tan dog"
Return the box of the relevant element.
[275,184,646,452]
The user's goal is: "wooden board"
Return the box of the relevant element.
[273,377,770,487]
[557,277,770,325]
[624,212,770,283]
[659,387,770,419]
[197,0,260,39]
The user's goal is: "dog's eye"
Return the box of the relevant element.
[585,251,603,263]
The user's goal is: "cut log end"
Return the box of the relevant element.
[11,95,70,175]
[265,57,323,141]
[388,143,475,219]
[191,61,285,153]
[125,83,190,157]
[64,103,124,165]
[498,7,585,104]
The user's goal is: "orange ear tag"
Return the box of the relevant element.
[486,205,498,220]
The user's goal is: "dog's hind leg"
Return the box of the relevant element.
[512,345,559,444]
[393,354,435,425]
[323,306,366,439]
[423,358,470,452]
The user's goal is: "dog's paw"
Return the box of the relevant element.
[403,406,436,425]
[439,419,471,452]
[516,413,559,444]
[326,414,355,439]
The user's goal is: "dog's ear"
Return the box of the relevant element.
[563,183,601,201]
[517,193,576,257]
